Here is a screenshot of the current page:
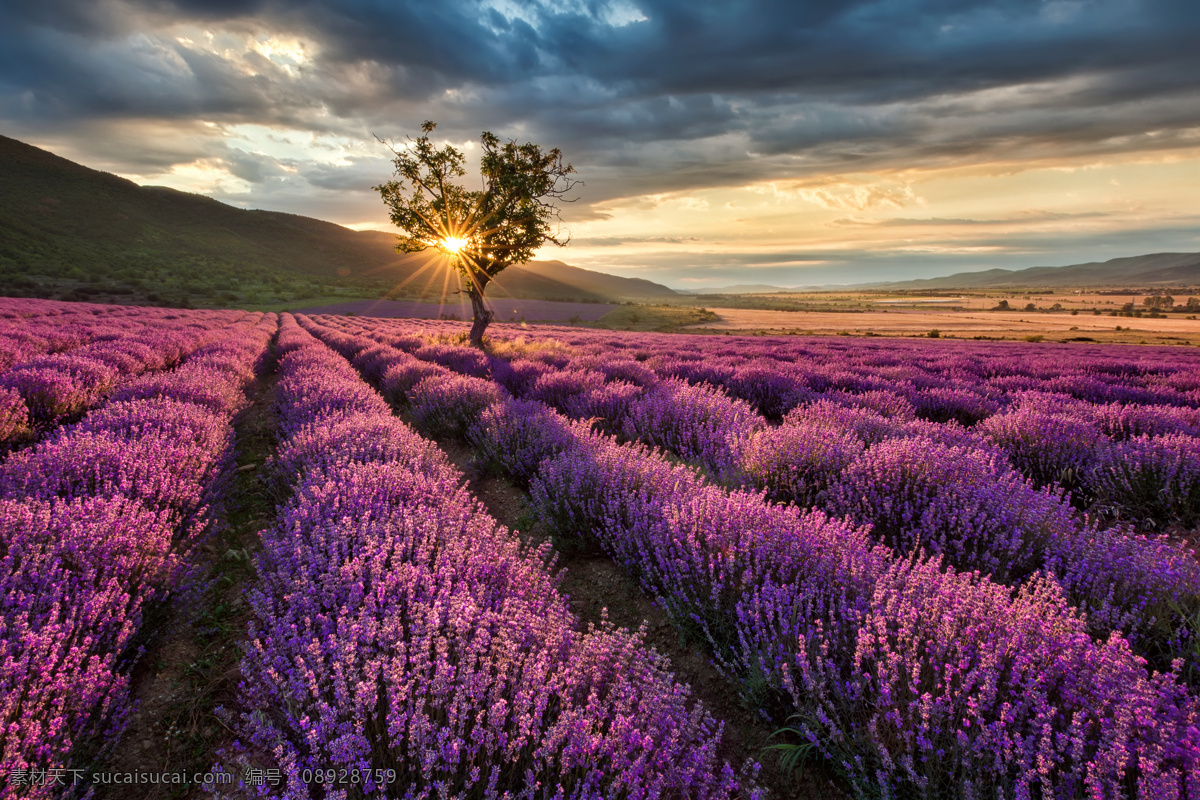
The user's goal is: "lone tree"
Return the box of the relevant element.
[375,121,578,346]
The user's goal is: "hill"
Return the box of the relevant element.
[689,284,793,295]
[873,252,1200,290]
[0,135,676,307]
[505,260,677,301]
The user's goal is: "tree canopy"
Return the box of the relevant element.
[375,121,578,345]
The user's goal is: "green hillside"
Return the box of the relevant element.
[0,135,676,307]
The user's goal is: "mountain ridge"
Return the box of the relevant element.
[682,252,1200,294]
[861,252,1200,290]
[0,134,677,306]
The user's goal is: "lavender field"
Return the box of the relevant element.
[3,296,1199,799]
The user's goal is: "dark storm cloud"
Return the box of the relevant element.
[2,0,1199,210]
[220,147,295,182]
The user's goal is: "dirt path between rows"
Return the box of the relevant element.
[96,363,280,800]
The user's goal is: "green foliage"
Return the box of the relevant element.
[374,122,578,344]
[765,718,820,784]
[374,121,577,293]
[592,304,718,332]
[0,135,397,306]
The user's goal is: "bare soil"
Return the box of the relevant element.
[690,306,1200,345]
[97,365,280,799]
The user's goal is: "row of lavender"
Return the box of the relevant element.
[295,314,1200,798]
[0,298,181,369]
[539,327,1200,527]
[345,317,1200,526]
[226,314,756,799]
[0,298,132,320]
[310,315,1200,409]
[0,311,275,797]
[0,306,255,447]
[307,315,1200,680]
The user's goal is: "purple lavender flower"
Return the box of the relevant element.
[1092,433,1200,528]
[408,373,509,438]
[742,419,864,507]
[621,378,765,481]
[465,399,576,486]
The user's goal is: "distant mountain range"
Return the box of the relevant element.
[0,134,677,305]
[688,253,1200,294]
[871,253,1200,290]
[689,284,794,294]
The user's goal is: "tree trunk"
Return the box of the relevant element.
[466,282,494,348]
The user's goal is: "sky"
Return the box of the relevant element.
[2,0,1199,289]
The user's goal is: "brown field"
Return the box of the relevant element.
[686,306,1200,345]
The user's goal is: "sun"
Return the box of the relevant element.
[441,236,469,254]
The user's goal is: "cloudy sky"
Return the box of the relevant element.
[3,0,1199,288]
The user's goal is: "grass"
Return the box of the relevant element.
[590,304,719,331]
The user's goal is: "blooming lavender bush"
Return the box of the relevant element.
[826,438,1073,582]
[780,556,1199,799]
[0,386,31,445]
[379,355,449,405]
[414,342,493,377]
[741,418,864,506]
[621,378,765,481]
[110,365,250,416]
[407,372,509,438]
[978,404,1109,499]
[784,398,899,444]
[1085,401,1200,439]
[563,380,643,434]
[591,357,659,388]
[350,342,413,382]
[722,363,815,420]
[266,414,454,501]
[530,425,708,554]
[489,357,552,396]
[465,398,576,486]
[526,367,606,412]
[1092,433,1200,528]
[0,355,118,421]
[835,388,919,420]
[907,385,1002,426]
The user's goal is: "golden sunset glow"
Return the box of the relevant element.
[441,236,469,254]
